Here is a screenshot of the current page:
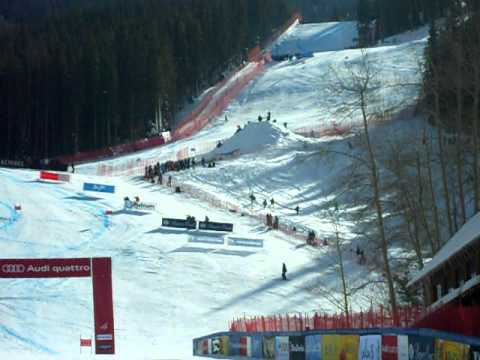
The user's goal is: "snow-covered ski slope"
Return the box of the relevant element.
[77,22,426,177]
[0,168,374,359]
[1,22,428,359]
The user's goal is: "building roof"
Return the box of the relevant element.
[408,212,480,287]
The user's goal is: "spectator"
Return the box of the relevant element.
[249,193,256,206]
[263,199,268,208]
[282,263,287,280]
[295,205,300,215]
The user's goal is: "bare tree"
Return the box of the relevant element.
[329,50,398,316]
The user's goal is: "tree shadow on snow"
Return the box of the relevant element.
[207,261,321,313]
[64,195,102,201]
[110,209,151,216]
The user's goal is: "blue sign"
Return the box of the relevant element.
[83,183,115,194]
[305,335,322,360]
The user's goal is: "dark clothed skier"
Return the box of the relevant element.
[282,263,287,280]
[270,198,275,207]
[263,199,268,208]
[295,206,300,215]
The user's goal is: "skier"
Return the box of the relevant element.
[124,196,132,210]
[205,215,209,223]
[295,205,300,215]
[273,216,279,230]
[263,199,268,208]
[270,198,275,207]
[282,263,287,280]
[258,115,263,122]
[267,111,271,121]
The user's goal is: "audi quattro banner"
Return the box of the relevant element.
[83,183,116,194]
[0,257,115,355]
[0,258,91,278]
[92,258,115,355]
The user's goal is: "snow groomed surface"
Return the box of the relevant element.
[1,21,430,359]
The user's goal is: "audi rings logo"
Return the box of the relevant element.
[1,264,25,273]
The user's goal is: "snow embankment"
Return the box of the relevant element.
[272,22,358,57]
[207,121,301,159]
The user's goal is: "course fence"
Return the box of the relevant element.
[228,304,480,337]
[193,327,480,359]
[158,174,322,248]
[229,307,424,333]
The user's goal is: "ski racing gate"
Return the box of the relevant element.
[0,257,115,355]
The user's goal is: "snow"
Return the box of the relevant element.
[408,213,480,287]
[1,20,430,359]
[272,22,358,56]
[208,122,300,159]
[0,167,375,359]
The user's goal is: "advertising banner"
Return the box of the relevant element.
[290,335,306,360]
[162,218,197,229]
[240,336,252,357]
[263,336,276,359]
[202,339,209,355]
[471,346,480,360]
[40,171,70,182]
[323,335,359,360]
[0,159,25,168]
[83,183,115,194]
[92,258,115,355]
[0,258,91,278]
[252,335,263,358]
[212,337,222,354]
[359,335,382,360]
[383,335,398,360]
[0,257,115,355]
[435,339,470,360]
[408,335,435,360]
[383,335,409,360]
[228,238,264,248]
[276,336,290,360]
[306,334,322,360]
[199,221,233,232]
[229,334,240,356]
[193,339,202,355]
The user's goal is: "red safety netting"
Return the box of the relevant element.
[229,304,480,336]
[414,302,480,337]
[172,62,266,141]
[57,13,301,167]
[229,306,425,333]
